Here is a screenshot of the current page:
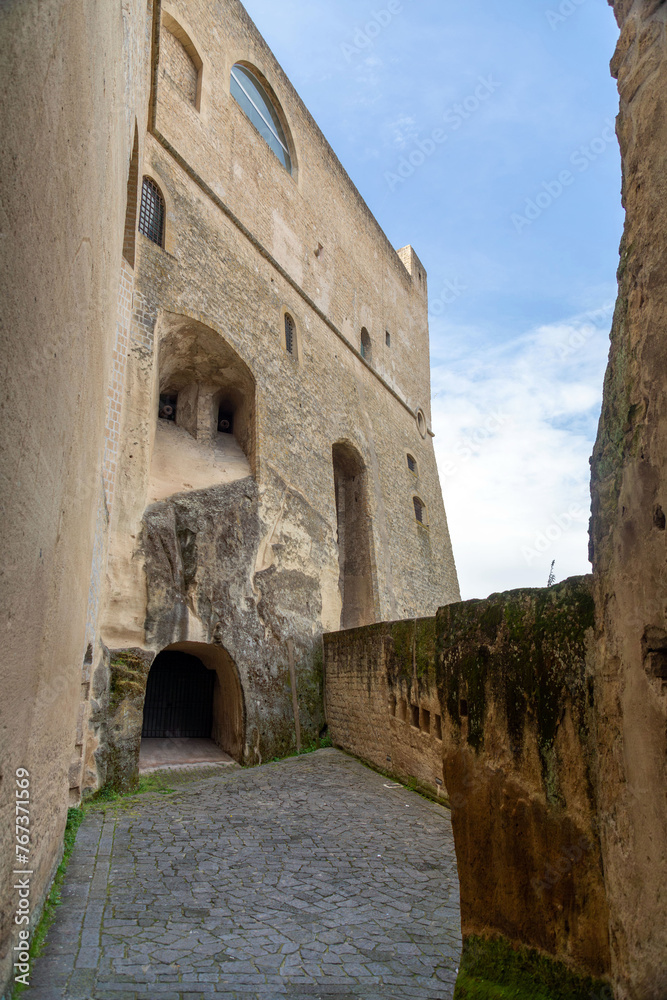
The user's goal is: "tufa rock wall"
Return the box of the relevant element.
[590,2,667,996]
[0,0,151,993]
[325,578,612,999]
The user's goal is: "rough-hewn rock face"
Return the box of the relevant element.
[590,3,667,996]
[325,578,612,997]
[95,648,155,793]
[140,473,330,762]
[438,580,610,993]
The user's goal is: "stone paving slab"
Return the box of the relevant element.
[25,749,461,999]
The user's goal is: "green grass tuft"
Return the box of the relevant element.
[270,730,333,762]
[454,936,612,1000]
[11,807,84,998]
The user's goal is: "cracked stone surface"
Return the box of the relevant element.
[26,749,461,999]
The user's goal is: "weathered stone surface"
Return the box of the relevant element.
[590,3,667,997]
[326,578,612,992]
[102,648,156,794]
[325,619,446,800]
[139,472,329,764]
[0,0,151,992]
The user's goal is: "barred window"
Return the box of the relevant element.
[285,313,295,355]
[413,496,426,524]
[407,454,417,474]
[139,177,165,247]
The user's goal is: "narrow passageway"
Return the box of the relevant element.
[26,750,461,1000]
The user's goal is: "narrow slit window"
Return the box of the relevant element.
[139,177,165,248]
[420,708,431,733]
[411,704,420,729]
[386,331,391,347]
[285,313,295,355]
[159,394,177,421]
[407,454,417,475]
[218,406,234,434]
[413,497,426,524]
[360,328,372,362]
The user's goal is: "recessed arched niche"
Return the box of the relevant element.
[149,314,256,502]
[332,440,377,630]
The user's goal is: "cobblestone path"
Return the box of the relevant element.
[27,749,462,1000]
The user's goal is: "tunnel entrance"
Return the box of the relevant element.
[142,650,214,738]
[140,642,246,769]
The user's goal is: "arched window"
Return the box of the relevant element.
[230,64,292,172]
[139,177,165,248]
[360,328,372,362]
[413,496,427,525]
[284,313,295,355]
[407,454,418,475]
[161,14,202,110]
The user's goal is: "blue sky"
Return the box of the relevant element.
[241,0,623,600]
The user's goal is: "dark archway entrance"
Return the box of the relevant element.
[142,650,214,738]
[140,642,246,768]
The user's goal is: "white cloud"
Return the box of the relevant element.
[432,303,613,600]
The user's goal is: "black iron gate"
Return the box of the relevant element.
[142,651,215,738]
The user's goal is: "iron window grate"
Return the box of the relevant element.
[139,177,165,247]
[414,497,425,524]
[285,314,295,354]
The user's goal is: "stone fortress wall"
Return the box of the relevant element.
[78,0,461,798]
[325,579,613,996]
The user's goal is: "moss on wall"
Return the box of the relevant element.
[104,647,155,795]
[108,650,153,713]
[454,935,611,1000]
[389,619,415,685]
[437,577,594,792]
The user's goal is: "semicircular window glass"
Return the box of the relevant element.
[231,64,292,172]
